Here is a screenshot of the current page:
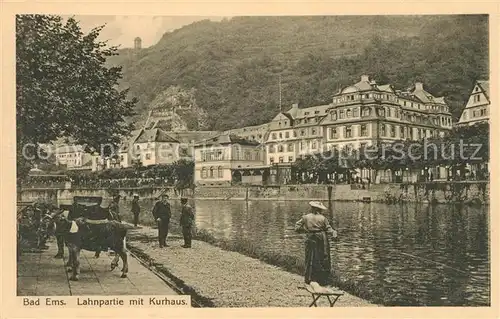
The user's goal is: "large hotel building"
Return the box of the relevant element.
[265,75,453,166]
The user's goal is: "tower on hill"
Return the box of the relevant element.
[134,37,142,50]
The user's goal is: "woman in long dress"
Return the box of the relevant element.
[295,201,337,287]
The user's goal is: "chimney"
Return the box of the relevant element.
[361,75,370,82]
[415,82,423,91]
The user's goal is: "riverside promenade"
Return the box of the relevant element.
[17,240,176,296]
[125,223,375,307]
[17,225,374,307]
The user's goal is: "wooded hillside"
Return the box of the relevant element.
[106,15,488,131]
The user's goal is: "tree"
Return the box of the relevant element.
[16,15,137,178]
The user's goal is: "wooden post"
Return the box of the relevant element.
[327,185,333,220]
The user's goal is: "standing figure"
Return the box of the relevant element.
[108,195,121,222]
[131,194,141,227]
[294,201,337,287]
[152,194,171,248]
[179,197,195,248]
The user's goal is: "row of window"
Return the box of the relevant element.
[271,127,321,140]
[58,153,81,158]
[271,130,296,140]
[327,124,439,140]
[269,156,294,164]
[200,149,262,161]
[329,125,368,139]
[329,106,450,127]
[472,108,488,118]
[332,92,447,112]
[135,143,177,151]
[333,93,397,104]
[200,166,224,179]
[269,143,294,153]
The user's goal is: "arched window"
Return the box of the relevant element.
[201,167,207,179]
[209,167,214,178]
[217,166,223,178]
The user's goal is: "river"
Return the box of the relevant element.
[123,199,490,306]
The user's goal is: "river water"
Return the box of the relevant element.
[124,200,490,306]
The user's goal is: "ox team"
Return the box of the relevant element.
[59,193,195,250]
[43,193,194,281]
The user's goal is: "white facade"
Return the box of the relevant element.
[458,80,490,126]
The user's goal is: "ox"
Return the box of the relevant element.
[42,206,129,281]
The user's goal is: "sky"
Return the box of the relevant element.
[67,16,226,48]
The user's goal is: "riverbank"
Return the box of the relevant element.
[20,181,489,205]
[125,223,375,307]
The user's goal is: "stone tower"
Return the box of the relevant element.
[134,37,142,50]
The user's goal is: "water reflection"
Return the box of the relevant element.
[183,200,489,306]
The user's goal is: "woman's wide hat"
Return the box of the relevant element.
[309,201,328,210]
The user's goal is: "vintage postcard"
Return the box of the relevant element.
[1,1,498,318]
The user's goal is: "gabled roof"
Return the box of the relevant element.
[476,80,490,101]
[411,84,446,105]
[341,76,377,93]
[377,84,394,93]
[135,128,179,143]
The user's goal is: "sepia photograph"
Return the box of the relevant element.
[13,12,491,309]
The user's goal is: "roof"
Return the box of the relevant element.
[477,80,490,100]
[377,84,393,93]
[411,85,445,104]
[135,128,179,143]
[166,131,220,143]
[284,104,331,119]
[195,133,261,147]
[341,77,376,93]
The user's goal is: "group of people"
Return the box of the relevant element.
[119,193,195,248]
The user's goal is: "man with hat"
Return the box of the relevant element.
[152,193,171,248]
[131,194,141,227]
[179,197,195,248]
[294,201,337,288]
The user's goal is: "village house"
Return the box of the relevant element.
[54,145,93,171]
[457,80,490,126]
[456,80,490,179]
[193,133,266,185]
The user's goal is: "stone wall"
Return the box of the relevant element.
[19,182,489,205]
[19,186,193,206]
